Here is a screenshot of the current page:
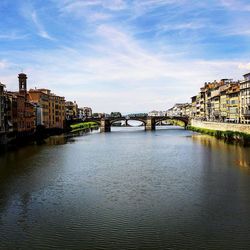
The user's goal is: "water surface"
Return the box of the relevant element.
[1,126,250,249]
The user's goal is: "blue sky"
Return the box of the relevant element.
[1,0,250,113]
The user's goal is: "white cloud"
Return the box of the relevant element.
[238,63,250,70]
[59,0,126,13]
[0,32,28,40]
[220,0,250,11]
[30,11,55,40]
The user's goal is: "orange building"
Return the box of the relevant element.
[29,88,65,129]
[29,89,50,127]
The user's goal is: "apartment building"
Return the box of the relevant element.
[0,83,5,133]
[240,73,250,124]
[227,84,240,123]
[148,110,166,116]
[83,107,92,117]
[29,88,65,129]
[195,89,205,119]
[49,93,65,129]
[5,92,18,133]
[65,101,78,120]
[191,96,197,118]
[29,88,50,127]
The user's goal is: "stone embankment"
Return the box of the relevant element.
[189,119,250,145]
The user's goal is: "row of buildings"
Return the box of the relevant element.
[0,73,92,139]
[167,72,250,124]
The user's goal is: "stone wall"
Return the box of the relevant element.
[191,119,250,135]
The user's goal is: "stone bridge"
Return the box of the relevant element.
[84,116,189,133]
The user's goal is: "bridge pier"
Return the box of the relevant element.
[145,117,155,131]
[100,118,111,133]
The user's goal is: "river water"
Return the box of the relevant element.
[1,126,250,249]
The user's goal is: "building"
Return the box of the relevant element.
[29,88,50,127]
[240,73,250,124]
[65,101,78,120]
[219,85,230,121]
[191,96,197,118]
[167,103,189,117]
[210,85,220,121]
[148,110,166,116]
[49,93,65,129]
[0,83,5,133]
[78,107,84,119]
[204,82,214,121]
[83,107,92,117]
[227,84,240,123]
[5,92,18,133]
[182,103,192,117]
[29,88,65,129]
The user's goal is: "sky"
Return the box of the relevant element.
[1,0,250,113]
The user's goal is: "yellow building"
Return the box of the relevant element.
[210,86,220,121]
[29,88,65,129]
[240,73,250,124]
[49,93,65,129]
[227,84,240,123]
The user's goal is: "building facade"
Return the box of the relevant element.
[49,93,65,129]
[5,92,18,133]
[29,89,50,127]
[0,83,5,133]
[29,88,65,129]
[240,73,250,124]
[83,107,92,117]
[65,101,78,120]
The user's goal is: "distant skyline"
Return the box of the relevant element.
[1,0,250,113]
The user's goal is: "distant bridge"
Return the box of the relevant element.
[83,116,189,132]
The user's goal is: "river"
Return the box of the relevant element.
[1,126,250,249]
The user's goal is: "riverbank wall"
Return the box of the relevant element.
[189,119,250,145]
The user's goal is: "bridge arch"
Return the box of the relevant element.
[154,116,189,127]
[110,117,147,126]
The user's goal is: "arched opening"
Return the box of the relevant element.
[110,118,146,131]
[155,117,188,129]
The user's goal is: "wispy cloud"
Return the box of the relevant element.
[30,10,55,40]
[220,0,250,11]
[0,32,28,41]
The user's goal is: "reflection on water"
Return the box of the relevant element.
[192,134,250,174]
[1,126,250,249]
